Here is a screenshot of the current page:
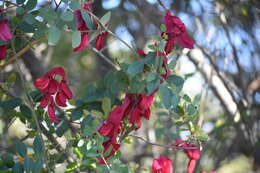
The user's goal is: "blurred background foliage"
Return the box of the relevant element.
[1,0,260,172]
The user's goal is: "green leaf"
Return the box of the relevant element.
[166,75,184,86]
[33,135,44,157]
[147,78,160,95]
[77,139,84,147]
[61,10,74,22]
[196,129,208,141]
[13,163,24,173]
[159,84,173,109]
[100,11,111,26]
[193,94,201,105]
[146,72,158,82]
[171,94,180,106]
[17,0,26,5]
[81,10,94,29]
[23,157,33,173]
[168,60,176,69]
[183,94,191,102]
[16,7,25,15]
[56,120,69,137]
[186,104,196,115]
[148,44,157,51]
[20,105,32,119]
[71,109,83,121]
[158,41,165,52]
[126,60,144,76]
[24,13,37,25]
[72,30,81,48]
[15,141,27,157]
[39,8,57,24]
[69,0,80,10]
[0,98,22,109]
[144,52,156,66]
[102,97,111,115]
[48,27,61,46]
[160,24,166,32]
[19,21,35,33]
[24,0,37,10]
[31,160,43,173]
[166,75,184,93]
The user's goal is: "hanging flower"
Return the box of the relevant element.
[152,156,173,173]
[73,3,93,52]
[163,10,194,54]
[95,31,108,50]
[0,17,12,41]
[0,45,7,60]
[34,67,73,123]
[175,138,201,173]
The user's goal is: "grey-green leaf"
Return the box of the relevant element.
[48,27,61,46]
[33,135,44,157]
[61,10,74,22]
[100,11,111,26]
[16,141,27,157]
[72,30,81,48]
[126,60,144,76]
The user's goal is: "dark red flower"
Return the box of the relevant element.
[152,156,173,173]
[48,103,60,123]
[73,32,90,52]
[175,139,201,173]
[137,49,147,57]
[0,17,12,41]
[73,3,93,52]
[34,67,73,123]
[163,10,194,54]
[0,45,7,60]
[95,31,108,50]
[98,141,120,164]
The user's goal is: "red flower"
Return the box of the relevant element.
[0,17,12,60]
[34,67,73,123]
[163,10,194,54]
[73,32,90,52]
[0,17,12,41]
[152,156,173,173]
[175,139,201,173]
[73,3,93,52]
[0,45,7,60]
[137,49,147,57]
[95,31,108,50]
[98,141,120,164]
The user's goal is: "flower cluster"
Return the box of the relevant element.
[175,138,201,173]
[97,49,171,163]
[152,156,173,173]
[73,3,108,52]
[34,67,73,123]
[0,16,12,60]
[162,10,194,54]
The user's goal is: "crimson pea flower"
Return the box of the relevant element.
[163,10,194,54]
[95,31,108,50]
[0,16,12,60]
[73,3,93,52]
[34,67,73,123]
[152,156,173,173]
[0,45,7,60]
[0,17,12,41]
[175,138,201,173]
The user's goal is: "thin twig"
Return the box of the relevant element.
[157,0,168,11]
[87,11,139,56]
[91,47,121,70]
[129,134,198,150]
[0,37,44,69]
